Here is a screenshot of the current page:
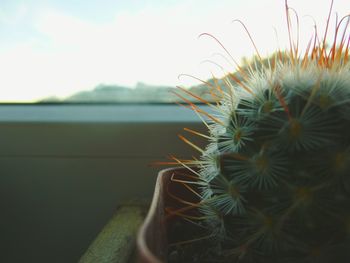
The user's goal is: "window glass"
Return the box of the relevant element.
[0,0,347,103]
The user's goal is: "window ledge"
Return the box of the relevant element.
[0,104,206,123]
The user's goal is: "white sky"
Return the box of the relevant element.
[0,0,348,102]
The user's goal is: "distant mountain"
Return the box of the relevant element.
[39,53,283,103]
[65,82,178,103]
[39,81,217,103]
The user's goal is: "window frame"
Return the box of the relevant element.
[0,103,208,262]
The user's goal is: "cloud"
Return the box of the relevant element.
[0,3,29,25]
[0,0,349,101]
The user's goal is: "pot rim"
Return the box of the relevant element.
[137,167,178,263]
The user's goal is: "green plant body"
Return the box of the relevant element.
[171,1,350,262]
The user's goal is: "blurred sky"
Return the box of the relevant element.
[0,0,349,102]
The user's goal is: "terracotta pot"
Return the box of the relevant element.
[136,167,197,263]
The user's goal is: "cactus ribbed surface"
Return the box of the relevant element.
[195,62,350,262]
[170,1,350,262]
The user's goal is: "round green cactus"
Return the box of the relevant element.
[169,1,350,262]
[195,62,350,262]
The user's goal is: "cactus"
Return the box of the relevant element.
[169,1,350,262]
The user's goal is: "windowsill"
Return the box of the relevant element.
[0,104,207,123]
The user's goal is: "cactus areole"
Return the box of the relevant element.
[167,1,350,262]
